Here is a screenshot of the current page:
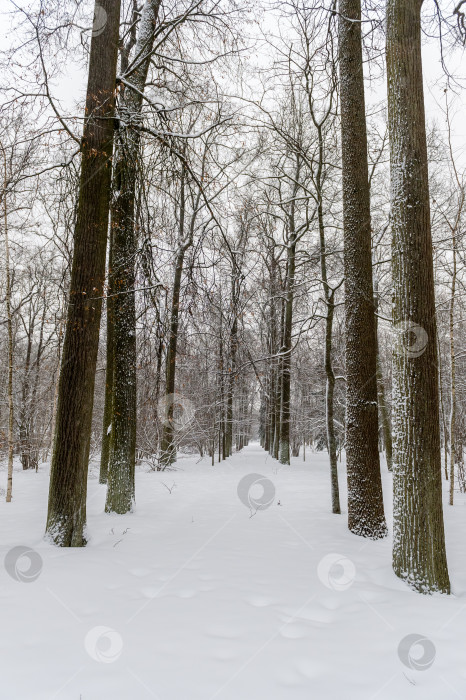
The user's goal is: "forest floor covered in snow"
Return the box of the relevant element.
[1,442,466,699]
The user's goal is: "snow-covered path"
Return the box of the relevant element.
[1,442,465,699]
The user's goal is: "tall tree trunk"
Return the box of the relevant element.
[315,120,341,513]
[45,0,121,545]
[267,377,274,453]
[160,247,185,466]
[106,0,160,513]
[217,305,226,462]
[160,166,189,467]
[279,240,296,466]
[99,224,114,484]
[225,266,239,459]
[449,248,456,505]
[273,292,285,461]
[29,303,47,471]
[19,320,33,470]
[269,256,278,456]
[160,159,201,466]
[106,160,137,512]
[438,337,449,481]
[324,291,341,512]
[263,385,270,451]
[387,0,450,592]
[279,167,300,467]
[339,0,387,539]
[2,143,14,502]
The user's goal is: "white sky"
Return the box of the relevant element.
[0,0,464,163]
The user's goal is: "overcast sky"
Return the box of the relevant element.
[0,0,464,164]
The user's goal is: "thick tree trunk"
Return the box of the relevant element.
[105,146,138,513]
[45,0,121,544]
[387,0,450,592]
[339,0,387,538]
[106,0,160,513]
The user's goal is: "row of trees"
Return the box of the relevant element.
[1,0,465,594]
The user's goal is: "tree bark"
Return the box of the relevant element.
[19,316,33,470]
[279,162,300,466]
[225,260,239,459]
[106,0,161,513]
[160,167,190,468]
[438,339,449,481]
[279,240,295,466]
[160,247,185,466]
[315,121,341,513]
[46,0,121,545]
[29,303,47,471]
[2,143,14,502]
[99,223,114,484]
[387,0,450,592]
[273,291,285,461]
[339,0,387,538]
[449,244,456,505]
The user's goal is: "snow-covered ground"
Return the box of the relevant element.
[1,442,465,700]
